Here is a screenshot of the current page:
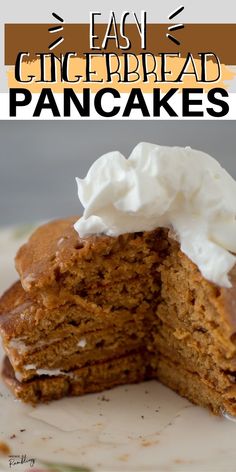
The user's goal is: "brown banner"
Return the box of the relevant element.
[5,24,236,65]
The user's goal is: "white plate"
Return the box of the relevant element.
[0,225,236,472]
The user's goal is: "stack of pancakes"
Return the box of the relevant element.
[1,217,236,415]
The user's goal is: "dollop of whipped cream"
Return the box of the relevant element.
[74,142,236,288]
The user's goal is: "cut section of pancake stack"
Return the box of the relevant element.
[1,216,236,415]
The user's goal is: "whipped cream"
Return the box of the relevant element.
[74,142,236,288]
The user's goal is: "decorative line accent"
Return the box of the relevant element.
[48,26,64,33]
[168,5,184,20]
[167,6,184,45]
[168,23,184,32]
[166,34,180,45]
[48,37,64,51]
[48,13,65,50]
[52,12,64,23]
